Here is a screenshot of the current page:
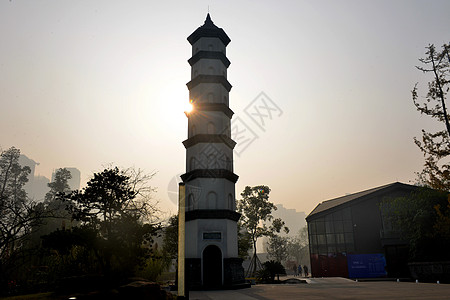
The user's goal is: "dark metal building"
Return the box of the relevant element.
[306,182,418,279]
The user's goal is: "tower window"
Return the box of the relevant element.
[207,93,214,103]
[225,156,232,170]
[228,194,233,210]
[208,153,216,169]
[207,192,217,209]
[207,122,215,134]
[190,157,196,170]
[188,193,195,210]
[208,44,213,51]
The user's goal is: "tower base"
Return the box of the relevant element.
[185,257,248,290]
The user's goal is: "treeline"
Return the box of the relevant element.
[0,147,173,297]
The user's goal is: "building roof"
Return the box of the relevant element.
[306,182,415,220]
[187,13,231,46]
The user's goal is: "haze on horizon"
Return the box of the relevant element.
[1,0,449,218]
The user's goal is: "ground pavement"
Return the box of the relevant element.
[188,277,450,300]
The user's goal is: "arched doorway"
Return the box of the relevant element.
[203,245,222,288]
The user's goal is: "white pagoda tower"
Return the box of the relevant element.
[181,14,245,289]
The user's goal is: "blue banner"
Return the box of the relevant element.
[347,254,387,278]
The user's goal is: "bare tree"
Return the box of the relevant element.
[413,43,450,190]
[0,147,36,259]
[0,147,45,291]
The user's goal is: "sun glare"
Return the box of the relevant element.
[184,100,194,114]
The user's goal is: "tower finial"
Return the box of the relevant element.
[204,12,214,27]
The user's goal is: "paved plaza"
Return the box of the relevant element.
[188,277,450,300]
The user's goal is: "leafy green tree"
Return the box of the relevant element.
[287,226,309,267]
[433,197,450,240]
[45,168,72,203]
[237,186,288,275]
[41,226,99,279]
[64,167,159,277]
[413,43,450,191]
[29,168,75,246]
[266,234,289,263]
[257,260,286,283]
[383,188,449,261]
[237,222,252,259]
[161,215,178,266]
[135,250,170,282]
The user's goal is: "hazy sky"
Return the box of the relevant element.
[1,0,450,217]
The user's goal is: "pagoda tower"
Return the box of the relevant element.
[181,14,245,289]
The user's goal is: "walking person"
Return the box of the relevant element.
[303,265,309,277]
[292,264,298,277]
[298,264,302,277]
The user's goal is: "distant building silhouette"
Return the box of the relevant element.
[51,167,81,190]
[18,155,81,201]
[19,154,38,197]
[259,204,307,253]
[273,204,307,235]
[19,154,50,201]
[33,175,50,201]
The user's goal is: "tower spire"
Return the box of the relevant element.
[204,12,214,27]
[187,13,230,46]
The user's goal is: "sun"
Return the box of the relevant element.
[184,99,194,114]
